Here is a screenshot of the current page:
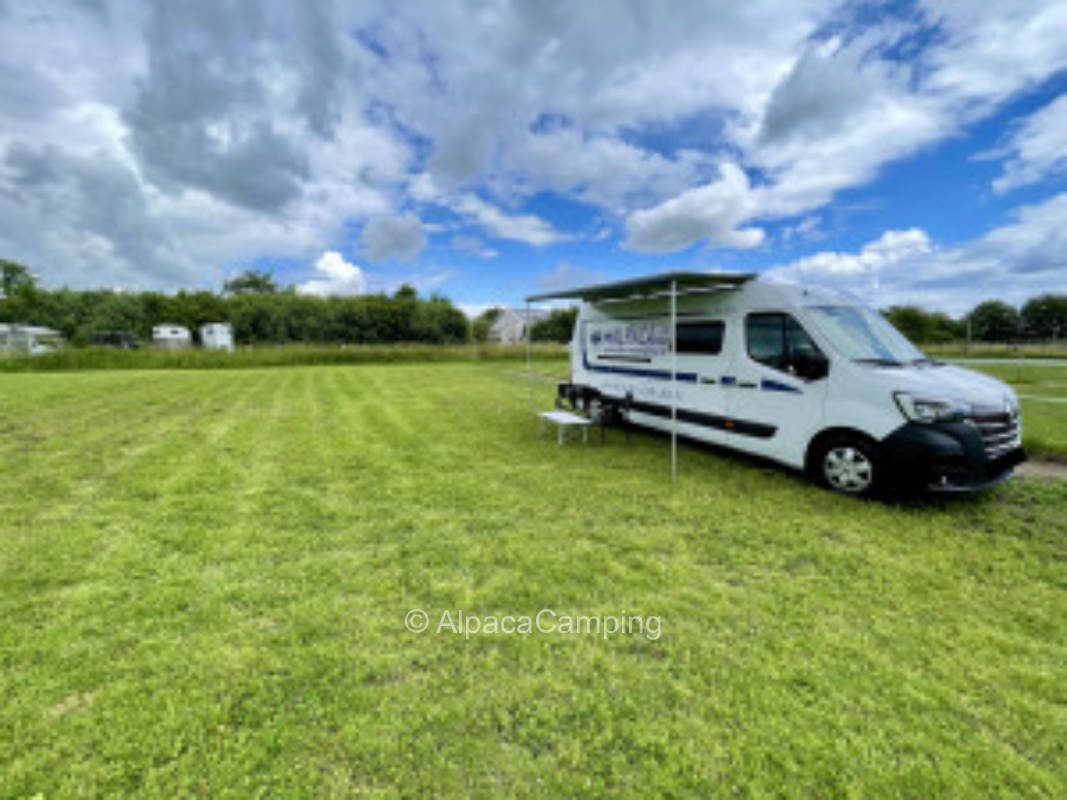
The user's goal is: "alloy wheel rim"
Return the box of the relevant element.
[824,446,874,492]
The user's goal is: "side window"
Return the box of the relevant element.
[746,313,823,374]
[747,314,788,370]
[785,316,819,359]
[676,321,724,355]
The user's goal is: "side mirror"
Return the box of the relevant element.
[793,350,829,381]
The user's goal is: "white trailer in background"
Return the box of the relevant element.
[0,323,61,354]
[200,322,234,352]
[526,271,1025,496]
[489,308,547,344]
[151,324,192,350]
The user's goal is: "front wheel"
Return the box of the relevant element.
[814,435,883,498]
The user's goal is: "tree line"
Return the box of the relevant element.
[3,258,1063,347]
[469,306,579,343]
[477,296,1067,345]
[884,295,1067,343]
[1,262,468,346]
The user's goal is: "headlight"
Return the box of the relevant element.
[894,392,970,423]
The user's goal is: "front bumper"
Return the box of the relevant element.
[881,421,1026,492]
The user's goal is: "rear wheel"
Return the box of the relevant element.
[587,397,603,423]
[814,434,883,498]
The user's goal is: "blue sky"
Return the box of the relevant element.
[1,1,1066,315]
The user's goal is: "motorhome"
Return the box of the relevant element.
[530,272,1025,496]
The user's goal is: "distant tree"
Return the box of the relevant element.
[884,306,964,344]
[884,306,932,344]
[1020,293,1067,339]
[1,260,35,297]
[169,290,228,341]
[928,312,965,342]
[223,270,278,295]
[0,263,475,347]
[530,307,578,343]
[413,295,469,343]
[967,300,1020,342]
[471,307,502,342]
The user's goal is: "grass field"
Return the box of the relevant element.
[927,342,1067,360]
[2,362,1066,797]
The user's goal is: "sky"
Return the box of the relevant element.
[1,0,1066,316]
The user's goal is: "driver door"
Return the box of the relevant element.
[724,312,829,465]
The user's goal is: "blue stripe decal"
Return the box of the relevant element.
[720,375,736,386]
[583,349,698,382]
[760,378,802,394]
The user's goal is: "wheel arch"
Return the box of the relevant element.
[804,426,881,474]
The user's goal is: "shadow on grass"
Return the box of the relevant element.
[597,420,1008,511]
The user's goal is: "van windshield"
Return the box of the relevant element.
[806,305,926,365]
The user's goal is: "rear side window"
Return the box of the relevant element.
[676,321,724,355]
[746,313,820,372]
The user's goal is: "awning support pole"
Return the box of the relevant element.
[670,279,677,483]
[526,299,533,414]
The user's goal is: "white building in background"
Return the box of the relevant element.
[151,324,192,350]
[0,323,61,354]
[200,322,234,352]
[489,308,548,344]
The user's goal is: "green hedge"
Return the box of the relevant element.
[0,343,569,373]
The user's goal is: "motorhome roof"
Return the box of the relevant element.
[525,270,755,303]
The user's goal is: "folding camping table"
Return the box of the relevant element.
[538,410,592,445]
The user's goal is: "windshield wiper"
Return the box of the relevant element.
[853,357,905,367]
[909,357,944,366]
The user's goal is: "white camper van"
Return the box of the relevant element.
[530,272,1024,496]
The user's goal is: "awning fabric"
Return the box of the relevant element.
[525,271,755,303]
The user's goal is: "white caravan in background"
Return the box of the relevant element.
[531,272,1025,496]
[200,322,235,352]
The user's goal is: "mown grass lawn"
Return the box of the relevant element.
[1,363,1065,797]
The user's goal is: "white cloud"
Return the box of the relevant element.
[452,194,563,246]
[2,0,1067,289]
[406,172,563,246]
[297,251,367,296]
[748,39,949,219]
[450,235,498,259]
[991,93,1067,193]
[609,2,1067,255]
[505,128,716,212]
[623,163,765,252]
[921,1,1067,108]
[781,215,823,244]
[764,194,1067,313]
[766,228,931,282]
[537,261,604,291]
[360,212,427,262]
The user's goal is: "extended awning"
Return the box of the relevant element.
[524,270,755,303]
[524,270,756,484]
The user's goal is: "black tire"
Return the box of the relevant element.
[587,397,603,423]
[812,434,884,498]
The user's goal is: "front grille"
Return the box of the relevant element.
[969,407,1021,460]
